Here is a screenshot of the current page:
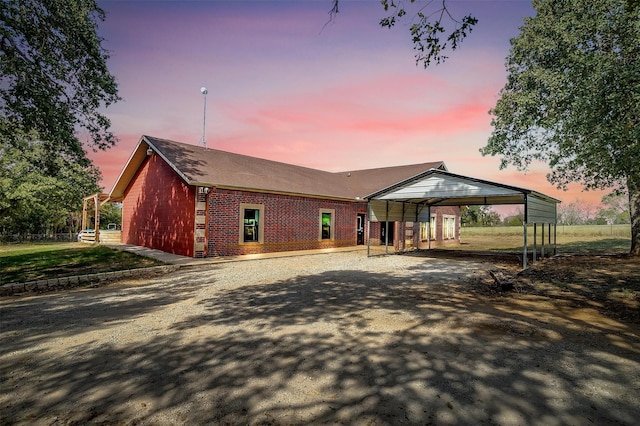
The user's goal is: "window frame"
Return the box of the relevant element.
[239,203,264,245]
[430,215,437,240]
[319,208,335,241]
[420,215,437,241]
[443,214,456,240]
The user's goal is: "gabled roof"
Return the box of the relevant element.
[364,167,561,270]
[109,135,446,201]
[365,168,560,206]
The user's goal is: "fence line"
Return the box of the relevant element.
[1,233,79,244]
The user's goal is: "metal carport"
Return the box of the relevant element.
[364,169,561,269]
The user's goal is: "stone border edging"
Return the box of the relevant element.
[0,265,180,297]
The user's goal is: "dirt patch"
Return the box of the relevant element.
[422,249,639,325]
[469,254,640,325]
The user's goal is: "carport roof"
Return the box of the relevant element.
[365,168,561,269]
[365,168,560,206]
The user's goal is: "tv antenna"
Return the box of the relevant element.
[200,86,208,149]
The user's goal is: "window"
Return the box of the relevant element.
[322,213,331,239]
[420,222,427,240]
[243,209,259,242]
[319,208,335,240]
[420,216,437,240]
[430,215,436,239]
[239,203,264,244]
[443,215,456,240]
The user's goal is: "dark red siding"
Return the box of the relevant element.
[122,154,195,257]
[207,188,368,256]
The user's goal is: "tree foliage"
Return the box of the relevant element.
[597,191,631,224]
[1,0,118,235]
[461,206,501,227]
[482,0,640,254]
[0,0,120,170]
[503,211,525,227]
[0,131,101,235]
[99,203,122,229]
[329,0,477,68]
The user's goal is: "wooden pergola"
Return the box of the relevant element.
[81,193,111,243]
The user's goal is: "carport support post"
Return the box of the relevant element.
[523,222,528,269]
[427,205,431,250]
[553,204,558,256]
[415,203,421,251]
[385,201,390,255]
[367,219,371,257]
[401,202,406,253]
[533,223,537,262]
[541,223,545,258]
[367,202,371,257]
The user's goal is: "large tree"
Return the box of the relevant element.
[0,0,120,171]
[1,0,118,235]
[481,0,640,255]
[0,130,101,236]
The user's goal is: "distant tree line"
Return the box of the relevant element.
[461,206,502,227]
[462,192,630,227]
[557,192,630,226]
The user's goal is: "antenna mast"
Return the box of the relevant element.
[200,86,208,148]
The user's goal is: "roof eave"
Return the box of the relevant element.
[109,135,201,200]
[108,136,148,200]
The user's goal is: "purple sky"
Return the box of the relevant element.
[91,0,606,210]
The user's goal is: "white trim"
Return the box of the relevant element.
[443,215,456,240]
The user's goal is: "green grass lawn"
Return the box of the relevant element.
[1,226,633,286]
[456,225,632,254]
[0,243,164,285]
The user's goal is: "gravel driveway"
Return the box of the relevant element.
[1,251,639,425]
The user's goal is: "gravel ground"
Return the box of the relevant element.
[1,251,639,425]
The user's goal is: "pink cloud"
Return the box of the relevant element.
[489,170,608,206]
[92,1,603,208]
[219,70,496,143]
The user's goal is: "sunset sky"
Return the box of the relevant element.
[91,0,607,212]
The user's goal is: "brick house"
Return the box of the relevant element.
[108,135,460,257]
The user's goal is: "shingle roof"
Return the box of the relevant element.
[109,135,446,201]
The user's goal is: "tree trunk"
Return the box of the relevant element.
[628,174,640,256]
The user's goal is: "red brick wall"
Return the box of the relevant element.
[419,206,461,247]
[434,206,460,243]
[122,154,195,257]
[120,158,461,258]
[207,188,368,256]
